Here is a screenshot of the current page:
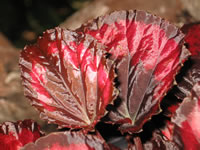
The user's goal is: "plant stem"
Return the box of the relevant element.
[134,136,143,150]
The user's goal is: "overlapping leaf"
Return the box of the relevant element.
[19,28,117,130]
[21,131,110,150]
[78,10,189,133]
[175,23,200,100]
[0,119,43,150]
[181,23,200,56]
[171,82,200,150]
[168,23,200,149]
[127,79,200,149]
[139,82,200,150]
[128,130,179,150]
[127,82,200,150]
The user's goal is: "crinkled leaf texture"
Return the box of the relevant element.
[0,119,43,150]
[78,10,189,133]
[19,28,117,130]
[21,131,110,150]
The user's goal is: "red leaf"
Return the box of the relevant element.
[181,23,200,56]
[171,82,200,150]
[175,23,200,100]
[21,131,110,150]
[78,10,189,133]
[128,130,179,150]
[126,82,200,150]
[19,28,117,130]
[152,82,200,150]
[133,81,200,149]
[0,119,43,150]
[175,56,200,100]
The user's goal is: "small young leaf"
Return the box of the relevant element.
[0,120,43,150]
[21,131,110,150]
[19,28,117,130]
[78,10,189,133]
